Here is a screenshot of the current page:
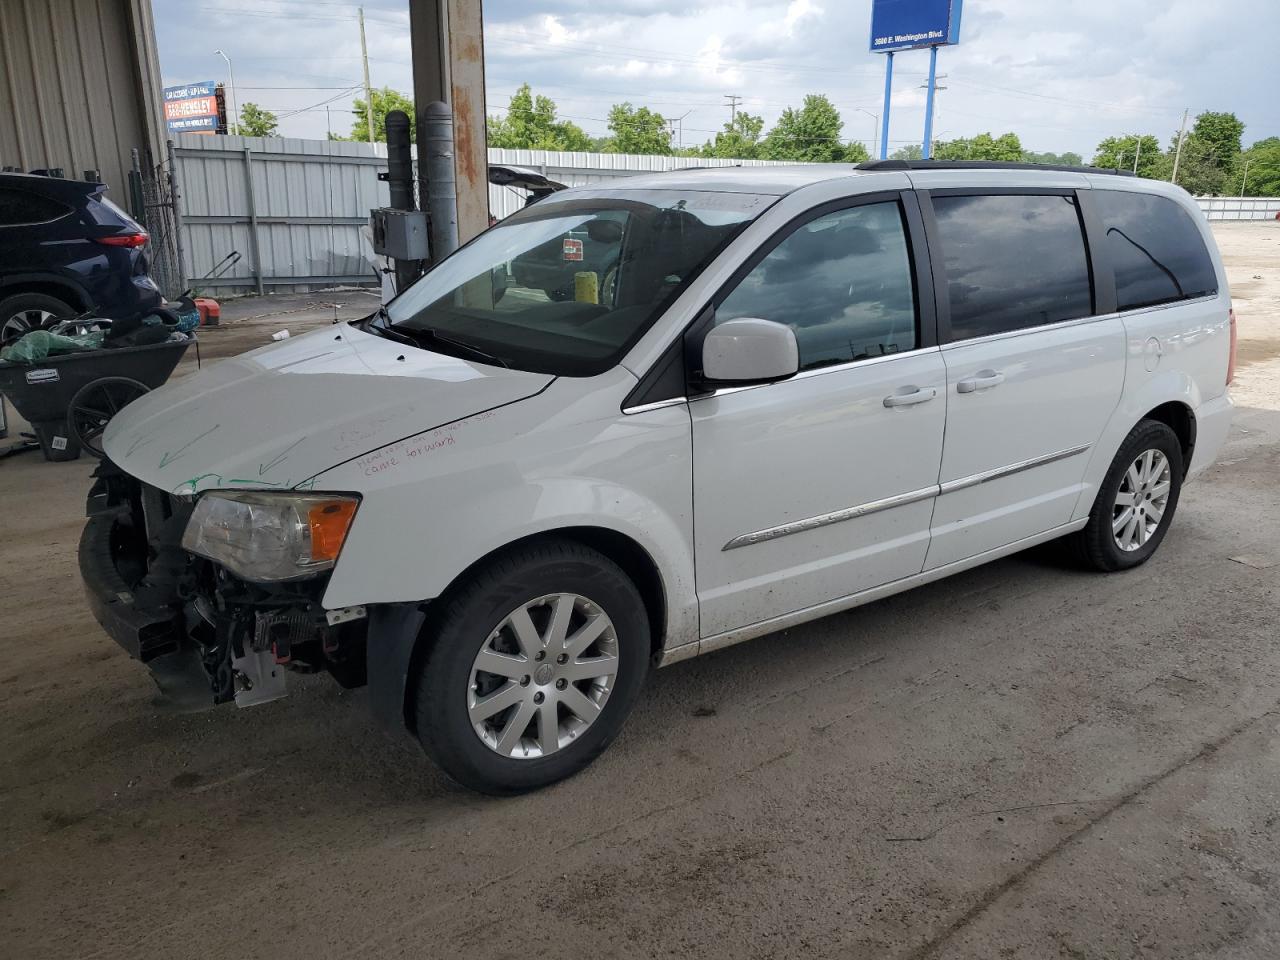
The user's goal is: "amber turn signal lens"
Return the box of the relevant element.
[307,499,358,563]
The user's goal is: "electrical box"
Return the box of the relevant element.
[370,208,430,261]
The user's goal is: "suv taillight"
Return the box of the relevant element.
[1227,307,1238,386]
[95,233,148,248]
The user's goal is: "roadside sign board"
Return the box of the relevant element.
[163,81,221,135]
[870,0,963,52]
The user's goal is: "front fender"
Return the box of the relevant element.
[316,376,698,653]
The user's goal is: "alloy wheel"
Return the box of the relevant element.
[1112,449,1172,552]
[468,593,620,759]
[1,309,55,346]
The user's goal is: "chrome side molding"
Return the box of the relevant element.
[723,485,938,550]
[937,443,1091,495]
[722,443,1091,551]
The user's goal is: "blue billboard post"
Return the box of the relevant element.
[869,0,963,160]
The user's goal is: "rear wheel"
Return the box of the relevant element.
[414,540,650,794]
[1070,419,1184,571]
[0,292,75,346]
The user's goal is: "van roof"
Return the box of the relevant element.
[571,159,1143,197]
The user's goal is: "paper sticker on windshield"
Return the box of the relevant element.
[562,238,584,261]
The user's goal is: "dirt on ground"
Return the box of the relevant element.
[1,226,1279,960]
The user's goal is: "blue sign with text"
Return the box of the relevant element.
[869,0,962,53]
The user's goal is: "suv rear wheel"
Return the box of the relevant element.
[1070,419,1184,571]
[414,539,651,794]
[0,292,75,346]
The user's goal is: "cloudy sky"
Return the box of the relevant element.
[154,0,1279,156]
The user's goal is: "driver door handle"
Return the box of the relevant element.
[883,387,937,408]
[956,370,1005,393]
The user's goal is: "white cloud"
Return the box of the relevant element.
[152,0,1280,155]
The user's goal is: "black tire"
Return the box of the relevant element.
[1069,419,1184,572]
[0,292,75,346]
[414,539,650,794]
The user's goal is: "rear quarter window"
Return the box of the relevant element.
[0,188,72,227]
[1095,190,1217,311]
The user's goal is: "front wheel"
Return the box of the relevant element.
[414,540,650,794]
[1070,419,1184,572]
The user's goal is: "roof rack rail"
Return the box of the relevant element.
[856,159,1137,177]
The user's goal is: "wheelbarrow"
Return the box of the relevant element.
[0,335,192,461]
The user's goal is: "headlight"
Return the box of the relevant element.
[181,492,359,582]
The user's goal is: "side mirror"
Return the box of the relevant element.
[702,318,799,384]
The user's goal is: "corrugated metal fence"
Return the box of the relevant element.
[174,134,389,293]
[171,136,803,294]
[168,134,1279,294]
[1195,197,1280,221]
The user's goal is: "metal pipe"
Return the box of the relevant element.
[385,111,414,211]
[422,100,458,262]
[242,148,265,296]
[166,139,189,297]
[385,110,420,291]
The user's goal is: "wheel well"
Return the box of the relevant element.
[416,526,667,659]
[0,278,89,311]
[1143,401,1196,474]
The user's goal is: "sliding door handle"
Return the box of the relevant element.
[957,370,1005,393]
[883,387,937,408]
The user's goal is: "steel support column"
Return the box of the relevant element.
[408,0,488,248]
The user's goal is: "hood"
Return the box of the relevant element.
[102,322,552,495]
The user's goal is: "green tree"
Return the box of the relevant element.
[235,102,278,138]
[760,94,848,162]
[890,143,923,161]
[1240,137,1280,197]
[487,84,593,151]
[700,112,765,159]
[932,131,1023,161]
[349,87,415,143]
[1169,111,1246,196]
[603,103,672,155]
[1024,149,1083,166]
[1092,134,1166,178]
[1191,111,1245,162]
[844,140,871,163]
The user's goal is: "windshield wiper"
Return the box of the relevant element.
[393,324,511,369]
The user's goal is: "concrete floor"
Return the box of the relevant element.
[1,226,1279,959]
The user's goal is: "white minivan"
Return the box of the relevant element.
[80,161,1235,793]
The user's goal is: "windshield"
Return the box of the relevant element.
[385,188,775,376]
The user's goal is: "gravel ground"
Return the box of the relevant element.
[1,225,1278,959]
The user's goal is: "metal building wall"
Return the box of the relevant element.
[0,0,163,200]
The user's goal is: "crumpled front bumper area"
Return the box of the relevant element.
[77,464,361,710]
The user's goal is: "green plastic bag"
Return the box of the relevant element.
[0,329,105,363]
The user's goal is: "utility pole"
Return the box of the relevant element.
[919,51,946,159]
[724,94,742,127]
[1171,108,1189,185]
[667,110,692,151]
[359,6,375,143]
[1240,157,1251,197]
[1133,136,1141,173]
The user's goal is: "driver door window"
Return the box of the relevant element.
[716,201,918,370]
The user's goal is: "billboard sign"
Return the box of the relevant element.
[870,0,963,53]
[163,81,222,135]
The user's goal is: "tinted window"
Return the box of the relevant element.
[933,193,1093,340]
[717,201,917,370]
[0,188,71,226]
[1095,190,1217,310]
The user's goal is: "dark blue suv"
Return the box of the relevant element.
[0,173,163,345]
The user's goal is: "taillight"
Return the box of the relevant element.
[95,233,148,248]
[1226,306,1238,386]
